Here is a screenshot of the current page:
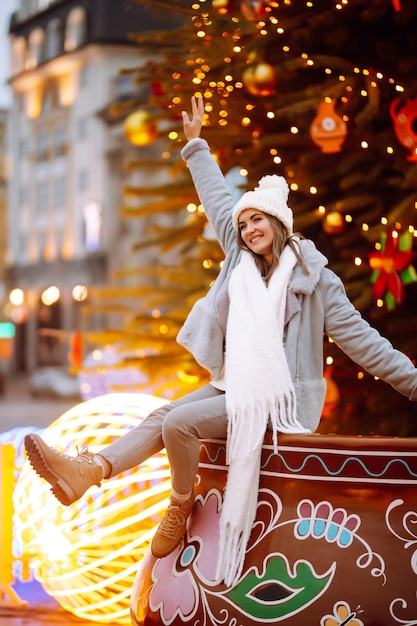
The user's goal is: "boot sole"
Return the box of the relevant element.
[24,434,77,506]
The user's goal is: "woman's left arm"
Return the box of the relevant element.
[319,268,417,400]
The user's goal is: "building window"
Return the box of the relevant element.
[41,86,57,115]
[53,177,66,209]
[19,138,31,159]
[77,116,88,140]
[83,201,102,253]
[36,181,49,215]
[79,65,89,88]
[65,7,87,51]
[18,231,28,258]
[11,36,27,75]
[36,128,50,161]
[54,121,67,157]
[45,18,64,60]
[78,169,89,192]
[28,28,45,69]
[19,185,30,206]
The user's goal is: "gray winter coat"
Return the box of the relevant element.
[177,138,417,432]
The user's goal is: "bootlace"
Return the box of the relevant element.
[158,502,188,539]
[75,446,94,464]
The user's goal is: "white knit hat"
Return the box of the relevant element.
[232,175,293,236]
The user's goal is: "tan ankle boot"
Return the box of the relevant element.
[24,433,103,506]
[151,494,195,558]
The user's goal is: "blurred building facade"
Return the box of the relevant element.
[5,0,174,374]
[0,109,7,305]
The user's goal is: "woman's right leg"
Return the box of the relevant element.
[24,384,219,506]
[99,384,222,477]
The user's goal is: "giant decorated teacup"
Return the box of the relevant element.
[131,432,417,625]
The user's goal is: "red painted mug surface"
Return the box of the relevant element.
[131,433,417,625]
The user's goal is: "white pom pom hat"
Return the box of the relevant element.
[232,174,293,236]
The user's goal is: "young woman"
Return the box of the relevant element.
[24,97,417,586]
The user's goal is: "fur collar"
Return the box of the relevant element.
[289,239,328,295]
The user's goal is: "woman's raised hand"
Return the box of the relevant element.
[182,96,204,141]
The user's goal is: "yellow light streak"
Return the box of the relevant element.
[14,393,170,624]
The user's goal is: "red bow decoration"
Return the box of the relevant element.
[369,230,416,309]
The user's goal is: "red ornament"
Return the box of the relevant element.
[392,0,402,10]
[390,97,417,162]
[369,230,416,308]
[240,0,265,21]
[310,100,347,153]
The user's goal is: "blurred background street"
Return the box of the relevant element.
[0,374,95,625]
[0,373,77,434]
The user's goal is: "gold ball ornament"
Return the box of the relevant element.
[323,211,345,235]
[14,393,170,624]
[212,0,234,14]
[124,110,157,146]
[242,62,276,97]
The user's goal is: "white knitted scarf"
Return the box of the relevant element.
[215,248,309,587]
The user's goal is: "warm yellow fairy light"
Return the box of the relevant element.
[72,285,88,302]
[354,257,362,266]
[14,394,170,625]
[41,286,60,306]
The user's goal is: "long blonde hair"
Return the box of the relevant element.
[236,214,309,284]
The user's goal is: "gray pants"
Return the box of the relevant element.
[100,384,227,495]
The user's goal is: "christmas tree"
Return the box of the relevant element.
[89,0,417,435]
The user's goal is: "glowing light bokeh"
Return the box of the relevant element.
[14,393,171,624]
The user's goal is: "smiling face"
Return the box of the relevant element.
[238,208,276,264]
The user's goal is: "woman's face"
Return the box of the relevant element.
[238,208,275,263]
